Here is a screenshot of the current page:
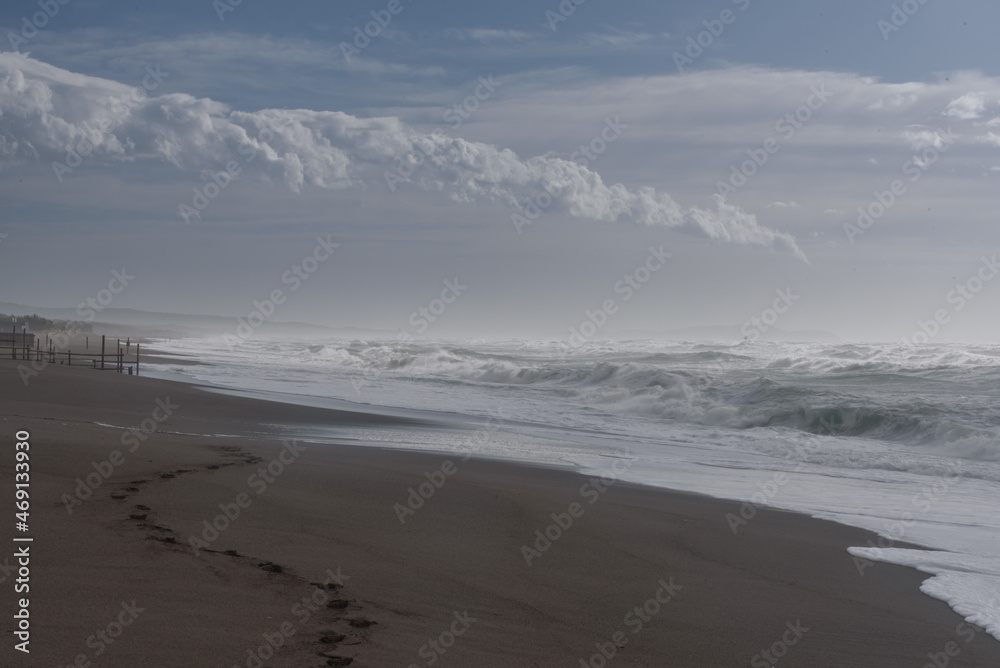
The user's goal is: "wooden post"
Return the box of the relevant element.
[68,350,72,367]
[86,336,89,350]
[126,337,130,353]
[136,343,140,376]
[9,324,13,360]
[101,335,105,370]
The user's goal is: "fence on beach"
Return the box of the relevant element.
[2,329,142,375]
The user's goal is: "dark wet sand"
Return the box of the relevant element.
[1,359,998,667]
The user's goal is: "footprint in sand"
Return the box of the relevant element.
[258,562,284,574]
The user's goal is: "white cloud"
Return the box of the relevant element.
[0,52,804,259]
[976,133,1000,148]
[902,126,955,151]
[867,93,918,111]
[578,30,656,48]
[452,29,531,42]
[944,92,987,120]
[766,201,800,209]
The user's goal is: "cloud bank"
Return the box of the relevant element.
[0,52,805,258]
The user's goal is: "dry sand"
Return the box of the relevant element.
[1,359,999,666]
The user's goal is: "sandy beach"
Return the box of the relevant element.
[2,359,999,667]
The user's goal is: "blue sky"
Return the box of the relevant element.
[2,0,1000,341]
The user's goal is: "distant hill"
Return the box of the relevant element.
[0,302,388,339]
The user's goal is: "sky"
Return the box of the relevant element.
[2,0,1000,342]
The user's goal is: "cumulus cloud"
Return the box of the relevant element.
[902,126,956,151]
[0,52,805,259]
[945,92,987,120]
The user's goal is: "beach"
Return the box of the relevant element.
[2,359,1000,667]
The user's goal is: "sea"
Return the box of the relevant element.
[145,336,1000,641]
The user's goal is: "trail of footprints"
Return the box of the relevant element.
[108,444,372,667]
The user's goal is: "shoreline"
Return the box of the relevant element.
[2,360,999,666]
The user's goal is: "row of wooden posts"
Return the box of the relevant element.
[4,328,140,375]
